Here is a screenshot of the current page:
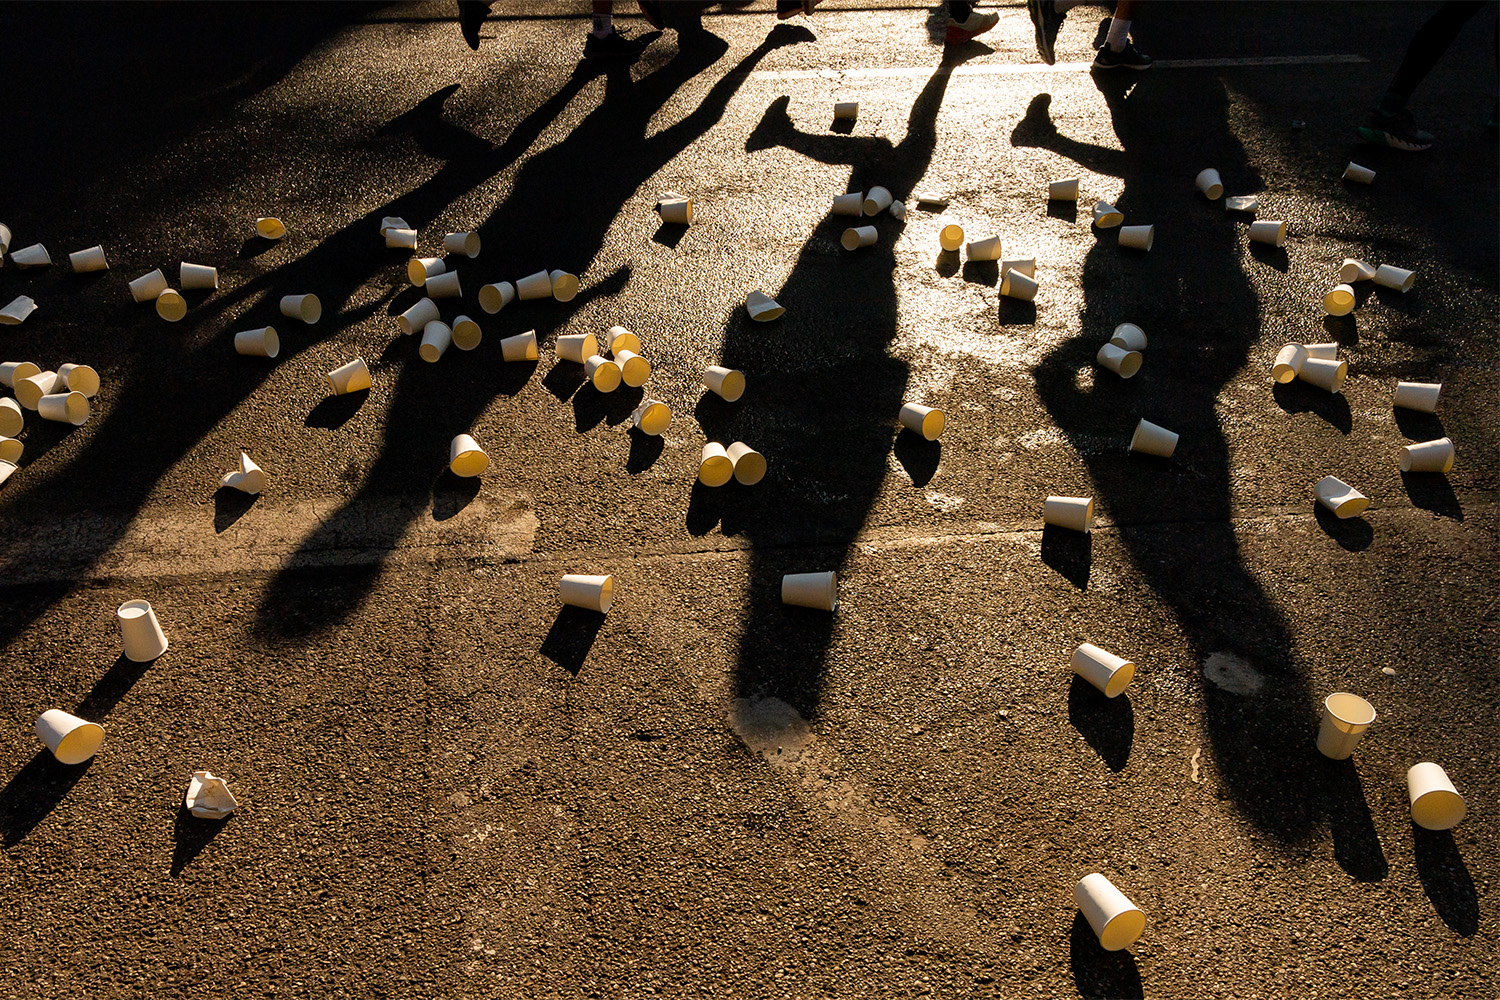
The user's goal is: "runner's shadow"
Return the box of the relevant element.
[1413,825,1477,936]
[1067,676,1132,771]
[539,606,605,677]
[1070,912,1143,999]
[0,752,95,847]
[171,805,234,876]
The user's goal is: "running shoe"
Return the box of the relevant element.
[946,10,1000,44]
[1356,109,1433,151]
[584,29,647,58]
[1092,41,1152,71]
[1026,0,1064,65]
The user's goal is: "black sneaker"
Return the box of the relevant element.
[1092,16,1110,50]
[1026,0,1064,65]
[1092,41,1152,71]
[1356,109,1433,151]
[457,0,489,51]
[583,28,647,59]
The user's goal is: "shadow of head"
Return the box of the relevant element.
[1067,675,1133,771]
[540,605,606,676]
[1070,912,1143,1000]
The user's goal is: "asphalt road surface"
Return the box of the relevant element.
[0,3,1495,997]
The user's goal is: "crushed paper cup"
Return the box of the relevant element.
[68,245,109,272]
[425,270,462,299]
[1091,201,1123,228]
[255,217,287,239]
[1408,762,1466,831]
[35,709,105,765]
[180,262,218,290]
[0,361,39,387]
[1000,257,1035,279]
[449,433,489,477]
[384,228,418,250]
[560,573,612,613]
[1043,495,1093,533]
[15,371,59,410]
[833,101,858,120]
[1096,343,1142,379]
[185,771,238,819]
[156,289,187,322]
[0,437,20,463]
[1315,475,1367,518]
[327,357,372,395]
[1399,437,1454,474]
[938,223,965,252]
[1271,343,1308,383]
[555,333,598,364]
[234,327,279,358]
[1297,356,1347,393]
[1248,220,1287,246]
[516,270,552,300]
[1392,381,1440,413]
[378,216,409,235]
[1118,225,1154,251]
[613,349,650,387]
[746,290,784,322]
[280,294,321,324]
[500,330,538,362]
[443,232,481,258]
[698,442,734,487]
[1130,418,1178,458]
[863,186,893,216]
[129,269,169,302]
[549,270,578,302]
[1110,323,1146,351]
[37,391,89,426]
[118,598,169,661]
[703,366,745,402]
[1048,178,1080,201]
[585,354,623,392]
[419,320,452,362]
[1224,194,1259,213]
[842,226,878,251]
[398,297,441,335]
[889,200,906,220]
[1373,264,1415,293]
[631,399,671,436]
[1303,342,1339,361]
[1001,269,1039,301]
[221,451,266,494]
[899,402,944,441]
[10,244,51,268]
[0,295,36,326]
[0,398,23,437]
[1195,168,1224,200]
[782,571,837,611]
[1075,874,1145,951]
[727,441,766,485]
[1343,162,1375,184]
[1317,691,1375,759]
[966,236,1001,261]
[608,326,642,355]
[657,196,693,225]
[1339,258,1377,283]
[1072,643,1135,698]
[451,314,481,351]
[914,191,949,209]
[1322,284,1356,316]
[832,193,863,217]
[478,281,516,314]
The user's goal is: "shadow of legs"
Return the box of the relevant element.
[1067,676,1133,771]
[172,805,234,876]
[539,606,606,676]
[1413,825,1478,935]
[0,752,95,847]
[1070,912,1144,1000]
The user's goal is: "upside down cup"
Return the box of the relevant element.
[703,366,745,402]
[1044,495,1093,533]
[966,235,1002,261]
[1407,762,1466,831]
[449,434,489,477]
[1392,381,1440,413]
[560,573,612,613]
[1075,874,1145,951]
[833,101,858,120]
[1118,225,1154,251]
[1048,178,1080,201]
[1399,437,1454,474]
[35,710,105,765]
[398,297,441,335]
[555,333,598,364]
[899,402,944,441]
[1072,643,1135,698]
[118,598,169,662]
[1129,418,1177,458]
[1110,323,1146,352]
[501,330,538,362]
[384,228,418,250]
[1248,220,1287,246]
[1096,343,1142,379]
[1343,162,1375,184]
[657,197,693,225]
[1000,257,1036,279]
[69,245,109,272]
[235,327,280,358]
[180,263,218,290]
[426,271,462,299]
[479,281,516,314]
[1316,692,1375,759]
[832,193,863,217]
[1315,475,1367,518]
[328,358,372,395]
[443,232,481,258]
[782,571,837,612]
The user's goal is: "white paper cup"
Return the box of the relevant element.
[782,571,837,611]
[1195,168,1224,200]
[234,327,280,358]
[255,217,287,239]
[1096,343,1142,379]
[1297,357,1347,393]
[118,598,169,662]
[1399,437,1455,474]
[0,295,36,325]
[0,458,16,487]
[1110,323,1146,351]
[833,101,858,120]
[1044,495,1093,533]
[35,709,105,765]
[155,289,188,322]
[451,314,481,351]
[328,357,372,395]
[555,333,598,364]
[0,222,9,255]
[443,231,481,258]
[55,364,99,397]
[1315,475,1368,518]
[1000,269,1039,301]
[69,245,109,272]
[185,771,238,819]
[1316,692,1375,759]
[419,320,452,362]
[899,402,944,441]
[699,443,734,487]
[501,330,539,362]
[862,187,893,216]
[889,200,906,220]
[1271,343,1308,383]
[280,294,321,324]
[129,269,169,303]
[15,372,59,410]
[397,297,440,336]
[0,437,21,463]
[426,270,462,299]
[1072,643,1135,698]
[613,349,650,387]
[657,197,693,224]
[1322,284,1356,316]
[0,398,23,437]
[560,573,612,613]
[632,399,671,436]
[703,366,745,402]
[378,216,409,235]
[516,270,552,300]
[1075,874,1145,951]
[1048,177,1080,201]
[384,228,418,250]
[1130,418,1178,458]
[0,361,40,387]
[1373,264,1415,293]
[1392,381,1441,412]
[1408,762,1466,830]
[37,391,89,426]
[725,441,765,485]
[938,224,965,252]
[1248,220,1287,246]
[1224,194,1259,213]
[222,451,266,494]
[549,270,579,302]
[585,355,623,392]
[10,243,51,268]
[478,281,516,314]
[449,433,489,477]
[831,193,863,217]
[180,262,218,290]
[1000,257,1036,279]
[1303,342,1339,361]
[1118,225,1154,251]
[1092,201,1123,228]
[1339,258,1377,283]
[966,236,1002,261]
[841,226,878,251]
[1343,162,1376,184]
[608,327,642,355]
[746,290,784,322]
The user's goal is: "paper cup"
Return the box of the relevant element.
[966,236,1002,261]
[222,451,266,494]
[55,364,99,398]
[1130,418,1178,458]
[832,193,863,217]
[632,399,671,436]
[1303,342,1339,361]
[37,391,89,426]
[841,226,878,251]
[699,442,734,487]
[0,437,21,463]
[703,366,745,402]
[1315,475,1368,518]
[185,771,238,819]
[1373,264,1415,293]
[833,101,858,120]
[727,441,766,485]
[1297,356,1347,393]
[1044,495,1093,533]
[1110,323,1146,351]
[129,268,168,303]
[234,327,280,358]
[608,327,642,355]
[0,361,39,387]
[862,186,893,216]
[398,297,441,335]
[0,398,23,437]
[1000,258,1036,279]
[155,289,188,322]
[378,216,409,235]
[0,458,16,487]
[1399,437,1454,474]
[1316,692,1375,759]
[938,224,965,252]
[0,222,9,255]
[1224,194,1259,213]
[746,290,784,322]
[255,217,287,239]
[1392,381,1440,413]
[559,573,612,613]
[1343,162,1376,184]
[449,433,488,477]
[782,571,837,612]
[585,355,622,392]
[443,231,481,258]
[118,598,169,662]
[1075,874,1145,951]
[1118,225,1154,251]
[657,197,693,224]
[1271,343,1308,383]
[35,709,105,765]
[10,244,51,268]
[1000,269,1039,301]
[1048,177,1079,201]
[426,270,462,299]
[1072,643,1135,698]
[1096,343,1142,379]
[899,403,944,441]
[69,245,109,272]
[1408,762,1466,830]
[1322,284,1356,316]
[328,357,372,395]
[478,281,516,314]
[0,295,36,325]
[516,270,552,300]
[180,262,218,290]
[419,320,452,362]
[501,330,539,362]
[555,333,598,364]
[1248,220,1287,246]
[1339,258,1377,283]
[280,294,321,324]
[1092,201,1123,228]
[1195,168,1224,200]
[549,270,579,302]
[889,200,906,220]
[613,349,650,387]
[15,372,59,410]
[451,314,482,351]
[384,228,418,250]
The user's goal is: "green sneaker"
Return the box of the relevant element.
[1356,108,1433,151]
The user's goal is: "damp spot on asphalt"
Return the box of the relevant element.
[1202,651,1265,697]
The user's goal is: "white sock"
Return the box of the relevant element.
[591,13,613,37]
[1105,16,1130,51]
[1054,1,1083,11]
